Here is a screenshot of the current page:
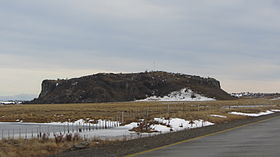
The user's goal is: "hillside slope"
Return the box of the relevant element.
[30,71,233,104]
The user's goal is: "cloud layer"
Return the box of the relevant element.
[1,0,280,95]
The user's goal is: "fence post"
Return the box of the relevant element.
[102,120,105,129]
[25,128,27,139]
[121,112,124,124]
[39,125,42,138]
[168,104,170,117]
[19,127,21,139]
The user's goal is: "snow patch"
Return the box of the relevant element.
[151,118,214,133]
[152,124,170,132]
[16,119,23,123]
[271,97,280,101]
[210,114,227,118]
[229,110,274,117]
[123,122,139,129]
[0,101,20,105]
[271,109,280,112]
[72,82,78,86]
[138,88,215,102]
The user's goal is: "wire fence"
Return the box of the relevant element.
[0,120,119,140]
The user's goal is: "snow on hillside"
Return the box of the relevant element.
[138,88,215,101]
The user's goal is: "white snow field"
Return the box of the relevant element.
[138,88,215,101]
[0,118,214,140]
[57,118,214,140]
[47,118,213,138]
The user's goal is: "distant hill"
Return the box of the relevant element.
[0,94,37,101]
[30,71,234,104]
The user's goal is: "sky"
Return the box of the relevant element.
[1,0,280,98]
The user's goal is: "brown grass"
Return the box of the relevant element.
[0,98,279,124]
[0,137,115,157]
[0,138,72,157]
[0,98,279,157]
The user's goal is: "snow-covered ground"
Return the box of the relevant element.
[138,88,215,101]
[152,118,214,132]
[271,97,280,101]
[229,110,274,117]
[1,109,279,140]
[231,92,250,98]
[60,118,214,139]
[0,101,18,105]
[46,118,214,137]
[226,105,269,108]
[0,118,214,140]
[210,114,227,118]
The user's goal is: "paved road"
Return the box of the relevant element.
[134,116,280,157]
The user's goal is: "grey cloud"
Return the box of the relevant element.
[0,0,280,95]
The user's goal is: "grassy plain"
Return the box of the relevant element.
[0,98,279,124]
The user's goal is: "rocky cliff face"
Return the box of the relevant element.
[30,71,233,104]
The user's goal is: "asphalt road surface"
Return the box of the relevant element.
[133,116,280,157]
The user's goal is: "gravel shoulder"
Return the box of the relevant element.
[50,112,280,157]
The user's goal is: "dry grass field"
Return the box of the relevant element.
[0,137,115,157]
[0,98,279,124]
[0,138,71,157]
[0,98,279,157]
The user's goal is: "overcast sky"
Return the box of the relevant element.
[1,0,280,97]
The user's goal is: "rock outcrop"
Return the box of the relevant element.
[30,71,234,104]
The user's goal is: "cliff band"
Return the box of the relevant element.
[31,71,233,104]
